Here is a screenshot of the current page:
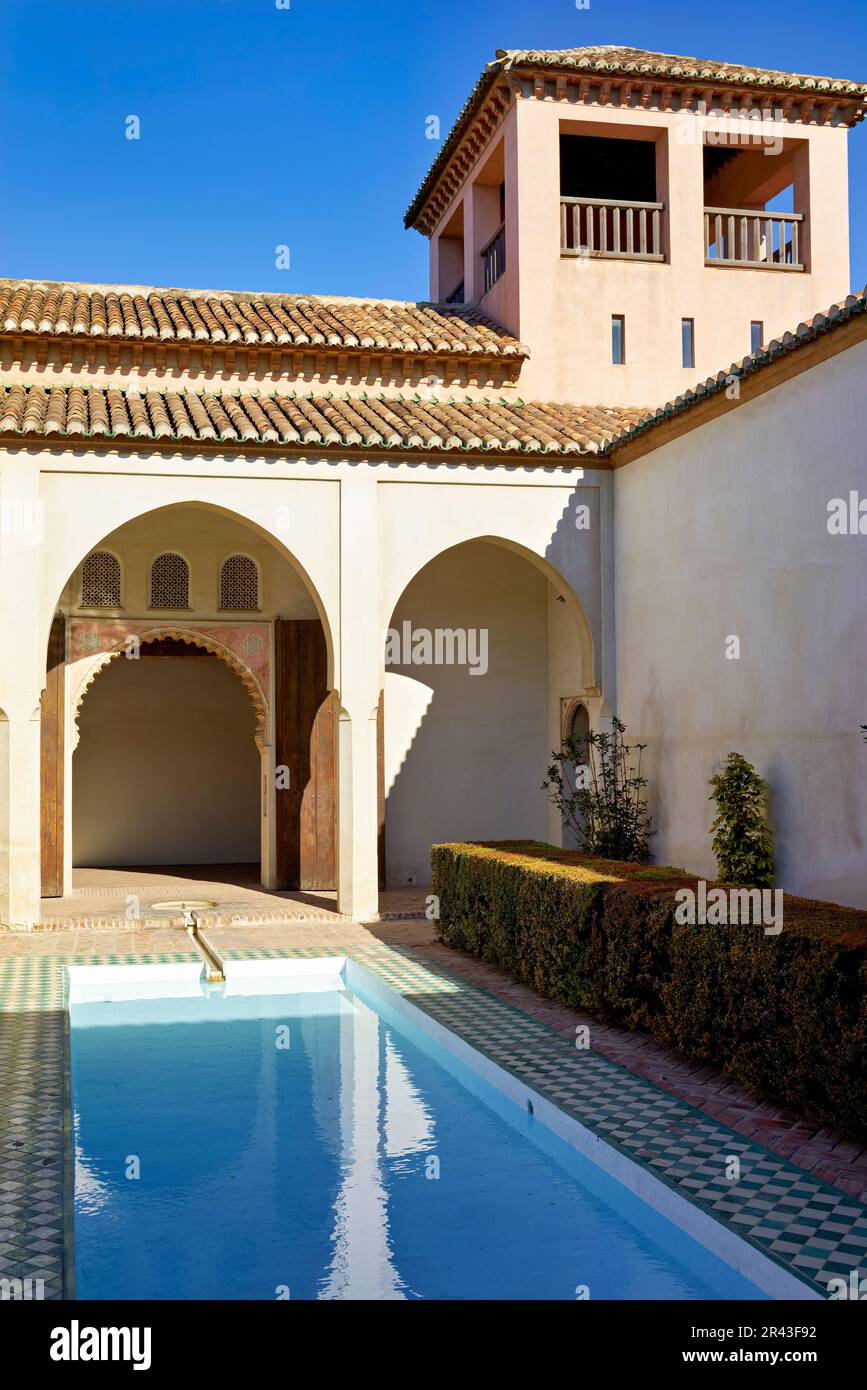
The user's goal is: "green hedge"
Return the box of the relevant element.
[431,840,867,1135]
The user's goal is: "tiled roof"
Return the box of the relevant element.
[0,279,527,359]
[0,384,642,457]
[494,45,867,95]
[602,287,867,456]
[405,45,867,229]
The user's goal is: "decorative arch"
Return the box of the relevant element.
[149,551,190,609]
[219,553,260,611]
[41,497,336,687]
[80,549,122,609]
[562,697,591,744]
[70,626,269,753]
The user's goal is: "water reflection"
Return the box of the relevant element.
[319,999,434,1299]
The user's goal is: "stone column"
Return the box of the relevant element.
[336,474,381,922]
[0,702,42,927]
[0,457,45,927]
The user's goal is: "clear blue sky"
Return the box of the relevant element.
[1,0,865,300]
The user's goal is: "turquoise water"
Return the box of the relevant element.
[70,973,767,1300]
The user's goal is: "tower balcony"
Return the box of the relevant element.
[704,207,805,270]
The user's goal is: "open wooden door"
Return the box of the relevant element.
[274,618,337,890]
[40,613,65,898]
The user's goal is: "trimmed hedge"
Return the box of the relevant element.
[431,840,867,1135]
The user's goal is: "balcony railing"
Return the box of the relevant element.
[444,279,464,305]
[704,207,804,270]
[560,197,665,262]
[481,223,506,294]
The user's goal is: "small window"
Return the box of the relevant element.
[681,318,695,370]
[750,320,764,354]
[149,552,190,609]
[611,315,625,365]
[219,554,259,611]
[81,551,121,608]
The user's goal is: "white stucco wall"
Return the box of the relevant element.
[615,339,867,907]
[74,653,260,866]
[384,541,550,883]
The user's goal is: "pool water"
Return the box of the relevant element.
[69,968,767,1300]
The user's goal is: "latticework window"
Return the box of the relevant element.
[219,554,259,611]
[149,552,190,609]
[81,551,121,608]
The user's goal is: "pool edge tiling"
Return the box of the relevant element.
[3,940,867,1301]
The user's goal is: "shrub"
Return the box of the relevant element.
[431,840,867,1135]
[709,752,774,888]
[542,715,652,862]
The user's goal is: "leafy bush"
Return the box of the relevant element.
[708,752,774,888]
[431,840,867,1135]
[542,716,651,862]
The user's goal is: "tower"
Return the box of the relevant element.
[406,46,866,405]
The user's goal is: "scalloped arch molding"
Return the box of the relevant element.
[70,626,269,752]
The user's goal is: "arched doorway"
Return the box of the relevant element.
[41,503,337,899]
[73,638,260,868]
[381,538,591,885]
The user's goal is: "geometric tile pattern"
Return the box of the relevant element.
[3,938,867,1300]
[0,949,198,1301]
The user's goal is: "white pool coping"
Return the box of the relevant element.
[65,955,820,1301]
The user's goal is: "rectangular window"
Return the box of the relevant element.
[611,315,625,365]
[681,318,695,370]
[750,320,764,353]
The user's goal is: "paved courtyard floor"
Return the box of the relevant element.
[2,908,866,1301]
[35,864,426,929]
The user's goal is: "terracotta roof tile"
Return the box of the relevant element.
[405,45,867,229]
[495,45,867,94]
[0,385,641,458]
[0,279,527,359]
[602,286,867,455]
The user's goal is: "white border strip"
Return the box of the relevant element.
[66,962,204,1004]
[222,956,347,995]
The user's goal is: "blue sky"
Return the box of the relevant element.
[1,0,865,299]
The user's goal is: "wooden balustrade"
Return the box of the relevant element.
[704,207,804,270]
[560,197,665,262]
[481,224,506,294]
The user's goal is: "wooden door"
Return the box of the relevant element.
[274,618,336,890]
[40,613,65,898]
